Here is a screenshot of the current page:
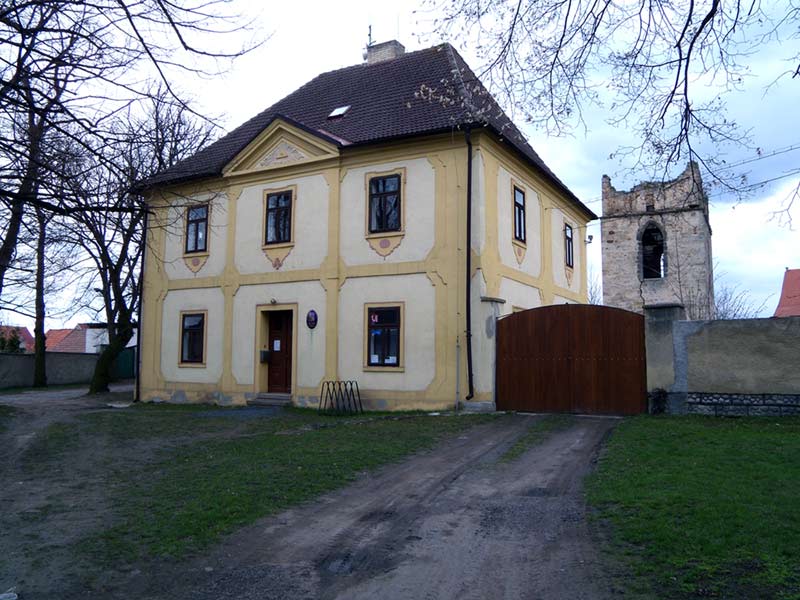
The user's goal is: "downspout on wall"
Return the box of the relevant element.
[464,128,475,401]
[134,207,148,403]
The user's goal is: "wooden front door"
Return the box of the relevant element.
[267,310,292,393]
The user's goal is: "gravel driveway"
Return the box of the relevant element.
[129,414,616,600]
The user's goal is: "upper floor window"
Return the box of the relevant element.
[564,223,574,268]
[513,186,526,243]
[369,174,401,233]
[641,223,665,279]
[265,190,293,244]
[180,312,206,364]
[185,205,208,253]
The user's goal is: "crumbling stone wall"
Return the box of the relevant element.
[601,163,714,317]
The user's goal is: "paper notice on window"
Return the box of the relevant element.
[273,340,281,351]
[386,356,397,365]
[370,354,379,363]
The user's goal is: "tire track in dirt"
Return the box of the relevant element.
[133,415,616,600]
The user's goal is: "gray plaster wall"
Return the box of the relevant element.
[677,317,800,395]
[644,308,800,414]
[644,304,684,393]
[0,352,99,389]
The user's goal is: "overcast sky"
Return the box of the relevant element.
[26,0,800,331]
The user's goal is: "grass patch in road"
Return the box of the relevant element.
[0,404,15,432]
[83,410,497,562]
[586,416,800,600]
[500,414,575,462]
[22,422,79,467]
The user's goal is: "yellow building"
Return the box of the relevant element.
[138,41,596,410]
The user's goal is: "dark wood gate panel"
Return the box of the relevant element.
[496,304,646,415]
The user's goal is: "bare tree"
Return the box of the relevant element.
[713,279,769,320]
[0,0,258,303]
[587,266,602,305]
[429,1,800,198]
[65,88,215,393]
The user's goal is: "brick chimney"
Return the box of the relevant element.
[366,40,405,64]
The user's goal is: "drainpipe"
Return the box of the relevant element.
[134,207,148,403]
[464,128,475,401]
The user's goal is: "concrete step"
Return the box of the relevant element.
[250,393,292,407]
[460,400,496,413]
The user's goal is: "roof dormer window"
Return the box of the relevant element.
[327,105,350,119]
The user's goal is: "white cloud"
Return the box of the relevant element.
[711,179,800,313]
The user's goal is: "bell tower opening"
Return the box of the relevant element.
[641,223,665,279]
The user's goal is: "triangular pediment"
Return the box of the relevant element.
[224,118,340,176]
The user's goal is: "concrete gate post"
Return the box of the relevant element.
[643,303,686,414]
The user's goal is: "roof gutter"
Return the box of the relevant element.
[464,127,475,402]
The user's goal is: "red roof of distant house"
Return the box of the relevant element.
[774,269,800,317]
[45,328,72,350]
[46,326,87,353]
[0,325,35,352]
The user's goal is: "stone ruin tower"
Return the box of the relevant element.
[601,162,714,318]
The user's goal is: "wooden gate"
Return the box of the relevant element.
[496,304,646,415]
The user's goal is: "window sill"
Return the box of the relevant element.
[363,365,405,373]
[512,239,527,249]
[183,251,210,258]
[365,230,404,240]
[262,241,294,250]
[178,362,206,368]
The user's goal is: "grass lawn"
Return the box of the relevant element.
[17,405,495,566]
[499,414,574,462]
[586,416,800,600]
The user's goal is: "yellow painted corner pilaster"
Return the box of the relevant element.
[322,168,342,382]
[219,185,242,390]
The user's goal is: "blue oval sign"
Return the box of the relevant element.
[306,309,318,330]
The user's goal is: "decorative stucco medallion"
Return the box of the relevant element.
[256,141,308,168]
[368,234,404,258]
[565,267,574,286]
[183,255,208,273]
[262,245,293,270]
[513,243,526,265]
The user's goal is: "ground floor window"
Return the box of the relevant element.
[366,304,402,367]
[180,312,206,364]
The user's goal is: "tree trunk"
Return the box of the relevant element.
[33,208,47,387]
[89,317,133,394]
[0,195,25,302]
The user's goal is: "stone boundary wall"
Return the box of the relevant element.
[0,352,99,389]
[687,393,800,417]
[644,305,800,415]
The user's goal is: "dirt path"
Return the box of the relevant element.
[0,384,134,597]
[131,415,616,600]
[1,383,133,459]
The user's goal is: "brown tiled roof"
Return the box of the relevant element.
[0,325,34,352]
[45,328,72,351]
[775,269,800,317]
[142,44,595,220]
[47,327,86,353]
